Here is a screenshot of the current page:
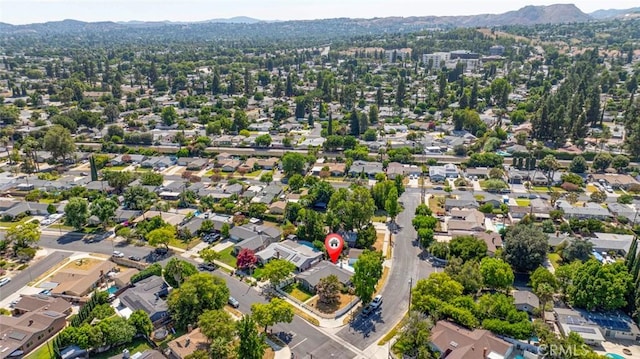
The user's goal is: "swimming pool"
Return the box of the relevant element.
[494,223,506,232]
[107,285,119,295]
[605,354,625,359]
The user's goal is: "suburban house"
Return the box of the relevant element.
[512,290,539,315]
[465,167,491,179]
[468,231,503,256]
[445,198,479,212]
[554,307,640,344]
[49,260,116,298]
[256,240,323,272]
[591,232,637,256]
[429,163,459,182]
[220,159,242,172]
[1,201,53,220]
[311,162,346,177]
[429,320,514,359]
[141,156,175,169]
[269,201,286,215]
[295,261,353,293]
[0,310,67,358]
[386,162,420,179]
[592,174,640,190]
[111,154,146,166]
[231,224,282,254]
[112,209,142,223]
[245,157,279,170]
[607,203,639,224]
[166,328,209,359]
[12,294,72,317]
[348,160,383,178]
[557,201,612,220]
[446,209,485,232]
[118,275,171,327]
[507,169,530,184]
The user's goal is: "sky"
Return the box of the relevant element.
[0,0,639,25]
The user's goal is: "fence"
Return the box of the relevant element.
[110,256,149,270]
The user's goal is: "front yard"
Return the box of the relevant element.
[307,292,357,314]
[168,236,200,250]
[217,246,237,268]
[282,282,314,302]
[0,216,34,229]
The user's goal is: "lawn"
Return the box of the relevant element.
[515,198,531,207]
[93,338,152,359]
[0,216,34,229]
[105,165,129,171]
[217,246,237,268]
[252,267,265,280]
[373,231,386,254]
[168,236,200,250]
[49,223,75,231]
[428,196,445,215]
[531,186,553,192]
[25,341,55,359]
[62,257,103,271]
[282,282,313,302]
[548,253,562,269]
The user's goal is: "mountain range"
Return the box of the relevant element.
[0,4,638,38]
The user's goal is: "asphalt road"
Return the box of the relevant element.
[336,188,436,350]
[0,251,72,301]
[39,231,155,261]
[214,269,357,359]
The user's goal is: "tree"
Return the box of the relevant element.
[164,258,198,288]
[417,227,435,249]
[65,197,89,230]
[103,103,120,122]
[146,226,175,249]
[184,350,209,359]
[569,155,587,173]
[503,224,548,272]
[259,172,273,185]
[394,311,434,359]
[282,152,306,177]
[353,250,384,304]
[356,223,376,249]
[327,186,375,231]
[590,190,607,203]
[103,171,135,193]
[448,235,488,262]
[90,197,118,229]
[490,77,511,108]
[251,298,294,332]
[161,106,178,126]
[168,273,230,329]
[5,221,40,250]
[43,125,75,162]
[123,185,158,211]
[236,315,266,359]
[480,257,514,291]
[255,134,272,148]
[128,310,153,336]
[538,155,559,182]
[592,152,613,172]
[385,186,400,222]
[413,272,463,305]
[529,267,558,293]
[288,173,304,191]
[445,257,483,294]
[236,248,258,271]
[568,260,633,311]
[221,223,230,238]
[140,171,164,186]
[199,247,220,263]
[563,239,594,263]
[612,154,630,173]
[316,274,341,306]
[198,309,235,343]
[369,104,379,124]
[262,259,295,288]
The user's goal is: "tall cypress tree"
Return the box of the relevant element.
[89,155,98,182]
[327,112,333,136]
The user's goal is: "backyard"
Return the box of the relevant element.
[428,196,445,215]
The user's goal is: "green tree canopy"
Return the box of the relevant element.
[448,235,488,262]
[503,223,548,272]
[65,197,90,230]
[353,250,384,304]
[479,257,514,292]
[168,273,230,329]
[164,258,198,288]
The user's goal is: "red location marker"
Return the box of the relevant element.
[324,233,344,263]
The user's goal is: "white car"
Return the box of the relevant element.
[112,251,125,258]
[0,277,10,287]
[370,295,383,309]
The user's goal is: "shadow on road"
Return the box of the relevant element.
[348,310,385,337]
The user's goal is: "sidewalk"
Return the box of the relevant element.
[266,337,292,359]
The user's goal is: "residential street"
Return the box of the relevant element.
[0,251,72,301]
[336,188,436,350]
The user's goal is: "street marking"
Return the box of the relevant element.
[290,337,307,350]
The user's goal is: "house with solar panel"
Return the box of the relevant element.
[554,307,640,345]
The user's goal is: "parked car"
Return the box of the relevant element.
[228,296,240,308]
[370,295,383,309]
[128,256,141,262]
[0,277,10,287]
[198,263,217,271]
[112,251,125,258]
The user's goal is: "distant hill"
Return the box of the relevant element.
[590,7,640,19]
[117,16,263,25]
[0,4,595,40]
